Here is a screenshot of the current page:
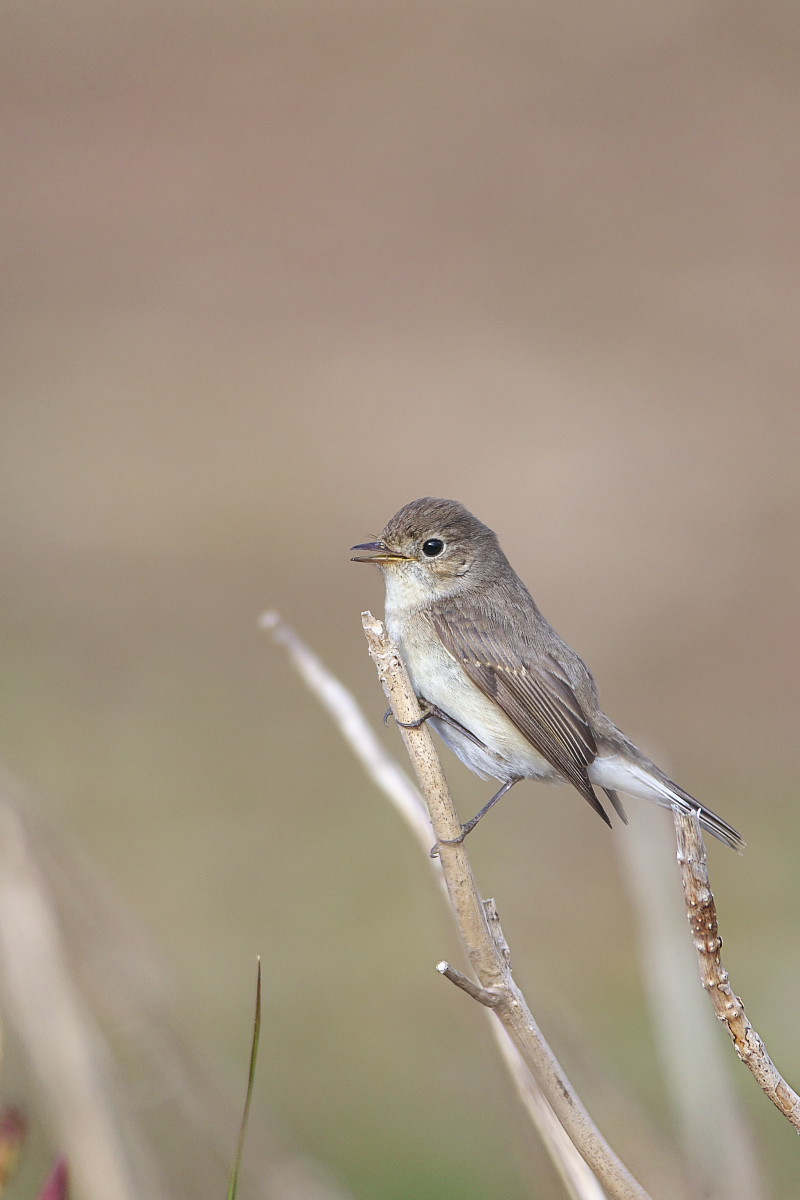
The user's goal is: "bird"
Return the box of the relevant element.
[352,497,744,851]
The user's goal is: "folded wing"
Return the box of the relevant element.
[430,602,617,827]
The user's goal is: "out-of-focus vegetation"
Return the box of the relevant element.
[1,2,799,1196]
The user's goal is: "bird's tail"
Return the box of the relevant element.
[661,777,745,852]
[588,751,745,851]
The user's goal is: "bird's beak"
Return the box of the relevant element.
[350,540,412,564]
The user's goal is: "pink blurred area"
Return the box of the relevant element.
[1,4,798,1198]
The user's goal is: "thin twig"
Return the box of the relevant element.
[263,610,610,1200]
[618,804,764,1200]
[674,809,800,1130]
[436,961,501,1007]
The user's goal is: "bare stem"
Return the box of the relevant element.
[673,810,800,1130]
[263,610,611,1200]
[359,612,651,1200]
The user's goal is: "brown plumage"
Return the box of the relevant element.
[353,497,744,851]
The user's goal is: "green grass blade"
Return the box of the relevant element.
[227,958,262,1200]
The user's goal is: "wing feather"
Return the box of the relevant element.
[430,603,612,826]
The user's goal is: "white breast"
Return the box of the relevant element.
[384,578,555,785]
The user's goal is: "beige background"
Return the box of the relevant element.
[2,3,799,1197]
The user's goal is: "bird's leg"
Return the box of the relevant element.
[432,778,522,856]
[388,701,491,754]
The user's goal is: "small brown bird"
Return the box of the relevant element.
[352,497,743,851]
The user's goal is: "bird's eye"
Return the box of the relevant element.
[421,538,445,558]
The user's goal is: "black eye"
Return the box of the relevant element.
[422,538,445,558]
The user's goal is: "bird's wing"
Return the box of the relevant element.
[430,602,613,826]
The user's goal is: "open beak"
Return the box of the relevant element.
[350,540,412,564]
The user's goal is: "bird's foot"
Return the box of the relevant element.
[383,701,433,728]
[429,825,469,858]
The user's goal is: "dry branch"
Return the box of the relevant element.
[266,607,800,1198]
[674,810,800,1130]
[617,806,763,1200]
[264,609,651,1200]
[263,611,610,1200]
[360,612,651,1200]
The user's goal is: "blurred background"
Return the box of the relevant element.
[2,1,799,1197]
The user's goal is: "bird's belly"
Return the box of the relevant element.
[391,616,555,783]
